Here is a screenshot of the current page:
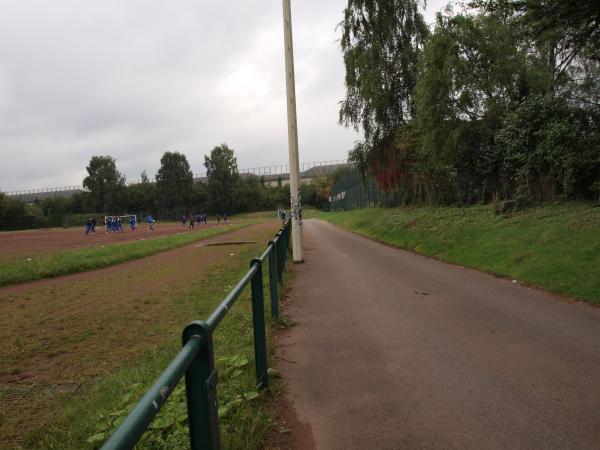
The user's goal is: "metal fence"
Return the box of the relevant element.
[330,167,402,212]
[100,220,291,450]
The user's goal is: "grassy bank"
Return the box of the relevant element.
[307,202,600,305]
[16,223,288,449]
[0,223,253,287]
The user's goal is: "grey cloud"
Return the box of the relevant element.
[0,0,446,191]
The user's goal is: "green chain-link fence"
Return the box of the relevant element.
[330,167,404,211]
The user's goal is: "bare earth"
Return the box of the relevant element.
[0,222,223,257]
[278,219,600,449]
[0,221,278,447]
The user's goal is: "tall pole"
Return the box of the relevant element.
[282,0,304,263]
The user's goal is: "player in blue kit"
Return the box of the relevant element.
[146,214,155,231]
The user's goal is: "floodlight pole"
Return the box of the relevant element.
[282,0,304,263]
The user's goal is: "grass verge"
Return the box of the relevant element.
[20,223,289,449]
[0,223,253,287]
[307,202,600,305]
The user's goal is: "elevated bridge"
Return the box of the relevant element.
[5,159,348,203]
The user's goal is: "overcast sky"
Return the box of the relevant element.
[0,0,447,191]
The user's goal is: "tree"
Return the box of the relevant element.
[155,151,193,213]
[470,0,600,100]
[83,156,127,212]
[412,12,546,202]
[127,171,156,214]
[237,175,264,212]
[496,95,600,201]
[190,182,209,213]
[339,0,429,150]
[204,144,240,214]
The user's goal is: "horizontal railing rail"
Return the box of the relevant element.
[101,219,292,450]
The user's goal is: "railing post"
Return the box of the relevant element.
[268,242,279,318]
[250,259,269,388]
[275,232,284,282]
[182,321,221,450]
[283,222,291,261]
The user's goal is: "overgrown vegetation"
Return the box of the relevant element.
[308,203,600,305]
[339,0,600,205]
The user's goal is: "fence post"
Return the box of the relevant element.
[276,233,284,282]
[281,226,288,263]
[250,259,269,388]
[182,321,221,450]
[284,222,291,258]
[268,242,279,318]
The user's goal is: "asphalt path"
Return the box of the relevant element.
[277,219,600,449]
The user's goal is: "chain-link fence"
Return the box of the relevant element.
[330,167,405,212]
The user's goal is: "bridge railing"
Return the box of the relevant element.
[5,159,349,196]
[100,220,291,450]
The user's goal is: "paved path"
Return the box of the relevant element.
[278,219,600,449]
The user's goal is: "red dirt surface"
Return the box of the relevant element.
[0,222,225,257]
[0,221,279,447]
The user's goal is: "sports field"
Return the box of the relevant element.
[0,217,283,449]
[0,222,223,257]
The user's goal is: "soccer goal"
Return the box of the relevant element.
[103,214,139,231]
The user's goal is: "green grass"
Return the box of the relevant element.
[0,224,254,287]
[24,227,291,450]
[307,202,600,305]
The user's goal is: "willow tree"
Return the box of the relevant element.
[339,0,428,170]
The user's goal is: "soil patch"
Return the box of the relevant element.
[0,220,279,447]
[0,222,227,259]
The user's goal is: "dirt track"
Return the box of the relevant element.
[278,219,600,449]
[0,222,224,256]
[0,221,278,447]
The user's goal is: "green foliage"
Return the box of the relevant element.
[87,354,262,449]
[126,173,157,215]
[204,144,241,215]
[339,0,428,146]
[156,152,194,213]
[83,156,127,213]
[340,1,600,205]
[497,95,600,200]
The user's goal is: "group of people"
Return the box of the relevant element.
[103,215,137,233]
[83,211,236,235]
[182,212,208,229]
[84,217,97,234]
[182,212,228,228]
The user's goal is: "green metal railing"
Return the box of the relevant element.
[101,220,292,450]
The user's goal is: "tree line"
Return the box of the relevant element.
[340,0,600,206]
[0,144,332,230]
